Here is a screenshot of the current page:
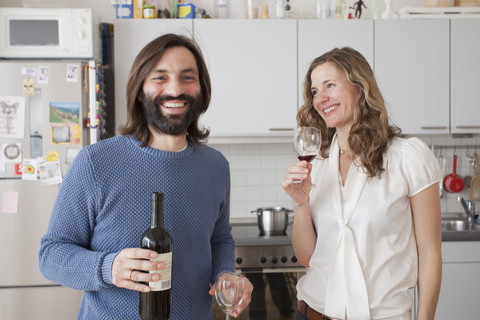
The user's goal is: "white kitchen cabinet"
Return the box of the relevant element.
[114,19,193,131]
[433,241,480,320]
[374,20,450,135]
[298,20,374,108]
[194,19,297,137]
[451,20,480,134]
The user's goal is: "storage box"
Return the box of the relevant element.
[178,3,195,19]
[116,4,133,19]
[133,0,143,19]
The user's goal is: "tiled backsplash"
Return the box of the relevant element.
[209,134,480,218]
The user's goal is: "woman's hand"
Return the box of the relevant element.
[111,248,164,292]
[281,160,313,205]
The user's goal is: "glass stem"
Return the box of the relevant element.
[226,314,231,320]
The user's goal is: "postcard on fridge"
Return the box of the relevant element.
[0,96,26,139]
[37,156,62,186]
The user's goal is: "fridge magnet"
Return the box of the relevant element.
[13,163,23,176]
[37,156,62,186]
[0,96,26,139]
[23,79,35,96]
[38,67,50,84]
[2,143,22,163]
[50,123,81,145]
[46,150,59,162]
[22,159,38,181]
[66,64,79,82]
[49,102,80,124]
[65,148,81,165]
[2,191,19,214]
[21,67,37,77]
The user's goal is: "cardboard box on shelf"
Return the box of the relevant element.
[134,0,143,19]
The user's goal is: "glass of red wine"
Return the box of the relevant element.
[292,126,322,189]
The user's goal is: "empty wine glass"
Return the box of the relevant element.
[292,126,322,189]
[215,272,245,320]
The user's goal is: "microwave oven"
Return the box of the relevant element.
[0,8,101,60]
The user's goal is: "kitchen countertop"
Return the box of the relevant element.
[230,215,480,243]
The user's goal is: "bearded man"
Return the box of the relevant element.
[39,34,253,320]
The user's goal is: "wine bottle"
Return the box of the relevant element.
[140,192,173,320]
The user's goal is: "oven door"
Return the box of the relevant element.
[213,267,306,320]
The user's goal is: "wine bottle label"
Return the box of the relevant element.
[149,252,172,291]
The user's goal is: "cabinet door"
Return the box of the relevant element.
[451,20,480,134]
[435,263,480,320]
[114,19,193,130]
[298,20,374,109]
[194,20,297,136]
[374,20,450,134]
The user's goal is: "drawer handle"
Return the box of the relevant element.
[269,128,294,131]
[421,126,448,130]
[456,126,480,129]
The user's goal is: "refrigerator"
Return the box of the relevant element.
[0,59,105,319]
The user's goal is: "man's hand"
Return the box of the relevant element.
[208,277,254,318]
[112,248,164,292]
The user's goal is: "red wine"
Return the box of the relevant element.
[140,192,173,320]
[297,155,316,162]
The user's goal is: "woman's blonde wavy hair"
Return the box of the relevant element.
[297,47,401,178]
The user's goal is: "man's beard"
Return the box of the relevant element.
[142,91,203,136]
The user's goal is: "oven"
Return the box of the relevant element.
[213,222,306,320]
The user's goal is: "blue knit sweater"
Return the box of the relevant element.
[39,135,235,320]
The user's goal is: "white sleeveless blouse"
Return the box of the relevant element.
[296,136,440,320]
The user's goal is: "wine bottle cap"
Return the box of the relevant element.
[151,192,164,201]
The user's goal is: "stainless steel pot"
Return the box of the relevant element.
[251,207,294,236]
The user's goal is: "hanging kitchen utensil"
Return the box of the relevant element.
[443,154,465,193]
[437,149,446,198]
[464,147,474,189]
[469,153,480,200]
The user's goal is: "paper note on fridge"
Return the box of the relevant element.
[22,159,38,181]
[0,96,26,139]
[37,156,62,186]
[2,191,19,214]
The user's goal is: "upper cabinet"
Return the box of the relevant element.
[298,20,374,108]
[194,19,297,137]
[374,20,450,135]
[451,20,480,134]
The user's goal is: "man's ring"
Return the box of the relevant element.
[128,270,133,281]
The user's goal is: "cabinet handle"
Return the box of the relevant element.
[421,126,448,130]
[269,128,294,131]
[456,126,480,129]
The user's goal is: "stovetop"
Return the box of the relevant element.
[230,222,292,247]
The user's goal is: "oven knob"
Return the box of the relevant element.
[260,257,267,264]
[292,256,298,263]
[77,17,85,25]
[271,257,278,264]
[236,258,242,264]
[281,257,288,263]
[77,31,85,39]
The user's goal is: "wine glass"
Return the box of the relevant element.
[292,126,322,189]
[215,272,246,320]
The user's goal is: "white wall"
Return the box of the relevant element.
[2,0,426,21]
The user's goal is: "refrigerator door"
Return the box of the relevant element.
[0,60,88,286]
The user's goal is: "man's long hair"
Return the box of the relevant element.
[119,33,211,146]
[297,47,402,178]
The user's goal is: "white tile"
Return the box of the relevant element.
[277,154,295,170]
[246,144,262,155]
[231,144,246,155]
[248,201,263,212]
[246,155,262,170]
[261,170,278,186]
[214,144,231,155]
[246,170,262,186]
[277,170,287,185]
[231,171,246,186]
[277,143,294,154]
[229,155,246,171]
[262,186,278,202]
[262,154,278,170]
[262,200,279,207]
[247,186,262,201]
[230,202,248,218]
[231,186,247,202]
[262,143,277,154]
[278,200,294,209]
[278,188,292,201]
